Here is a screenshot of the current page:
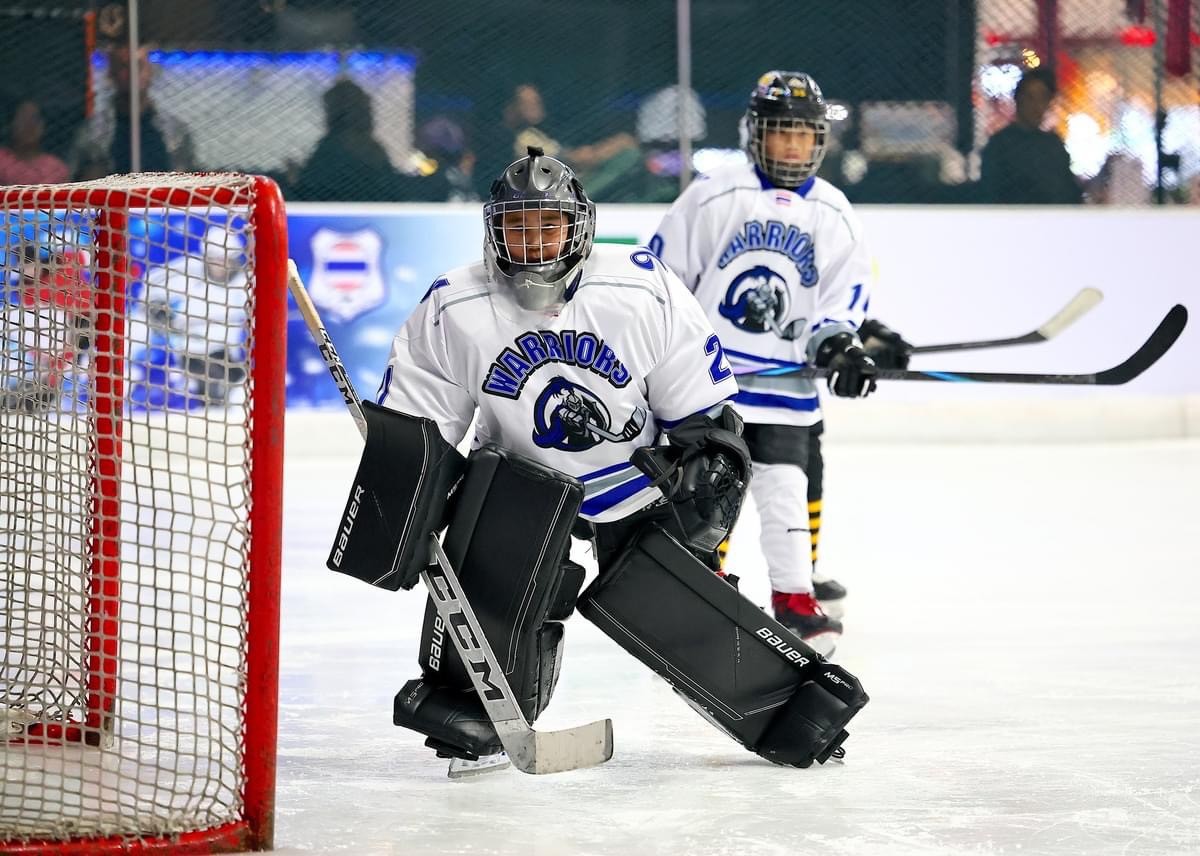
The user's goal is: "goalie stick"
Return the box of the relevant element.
[734,304,1187,386]
[286,260,614,777]
[910,287,1104,354]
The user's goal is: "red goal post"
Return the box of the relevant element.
[1,173,286,853]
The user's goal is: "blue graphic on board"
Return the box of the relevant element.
[5,206,488,412]
[307,228,386,322]
[2,209,251,413]
[284,208,482,407]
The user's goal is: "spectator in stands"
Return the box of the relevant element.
[68,45,195,179]
[500,83,642,200]
[401,116,479,202]
[980,67,1082,204]
[294,78,400,202]
[0,100,70,186]
[1088,150,1149,205]
[636,84,708,202]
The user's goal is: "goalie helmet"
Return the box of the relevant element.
[484,146,595,310]
[745,70,833,188]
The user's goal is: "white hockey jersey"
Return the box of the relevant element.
[652,161,871,427]
[378,244,739,523]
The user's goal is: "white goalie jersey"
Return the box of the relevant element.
[378,244,739,523]
[652,161,872,427]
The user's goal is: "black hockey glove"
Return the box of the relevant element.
[858,318,913,370]
[631,406,752,555]
[814,332,877,398]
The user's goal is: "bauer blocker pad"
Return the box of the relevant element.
[327,402,466,591]
[578,526,868,767]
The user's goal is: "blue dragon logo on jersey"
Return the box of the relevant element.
[719,265,806,341]
[532,376,646,452]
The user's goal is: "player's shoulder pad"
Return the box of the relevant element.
[688,161,758,201]
[582,244,673,291]
[579,244,696,317]
[807,176,855,211]
[417,261,488,305]
[807,177,864,236]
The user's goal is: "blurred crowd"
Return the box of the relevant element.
[0,0,1197,206]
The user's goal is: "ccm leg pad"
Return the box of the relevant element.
[578,525,868,767]
[327,402,465,590]
[403,444,584,757]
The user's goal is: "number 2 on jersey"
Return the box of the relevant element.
[705,334,732,384]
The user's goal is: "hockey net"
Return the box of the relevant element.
[0,173,286,853]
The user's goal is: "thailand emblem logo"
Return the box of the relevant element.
[308,228,386,322]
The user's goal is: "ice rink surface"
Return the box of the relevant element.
[273,435,1200,856]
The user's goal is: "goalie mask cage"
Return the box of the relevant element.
[0,174,286,853]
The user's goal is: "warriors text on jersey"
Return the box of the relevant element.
[378,244,738,523]
[651,161,871,427]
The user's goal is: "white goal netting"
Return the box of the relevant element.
[1,173,284,851]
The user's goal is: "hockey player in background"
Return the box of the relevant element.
[141,224,248,406]
[331,146,867,773]
[651,71,912,655]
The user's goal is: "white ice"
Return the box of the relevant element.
[274,432,1200,856]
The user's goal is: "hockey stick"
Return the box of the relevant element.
[910,287,1104,354]
[734,304,1186,386]
[285,260,614,776]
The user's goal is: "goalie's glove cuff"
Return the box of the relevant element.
[859,318,913,370]
[815,332,878,399]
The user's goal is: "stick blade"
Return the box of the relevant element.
[1036,287,1103,340]
[1095,304,1188,385]
[499,717,614,775]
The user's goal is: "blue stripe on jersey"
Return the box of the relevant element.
[733,390,820,412]
[724,348,808,369]
[580,474,653,518]
[581,461,636,483]
[810,317,860,333]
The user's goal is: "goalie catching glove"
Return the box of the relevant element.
[631,405,752,555]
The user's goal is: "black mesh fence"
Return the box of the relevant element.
[1,0,1196,204]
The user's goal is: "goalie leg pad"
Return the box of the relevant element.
[577,524,868,767]
[396,445,585,756]
[327,402,465,591]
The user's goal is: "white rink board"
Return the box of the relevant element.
[270,412,1200,856]
[284,202,1198,441]
[595,204,1199,401]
